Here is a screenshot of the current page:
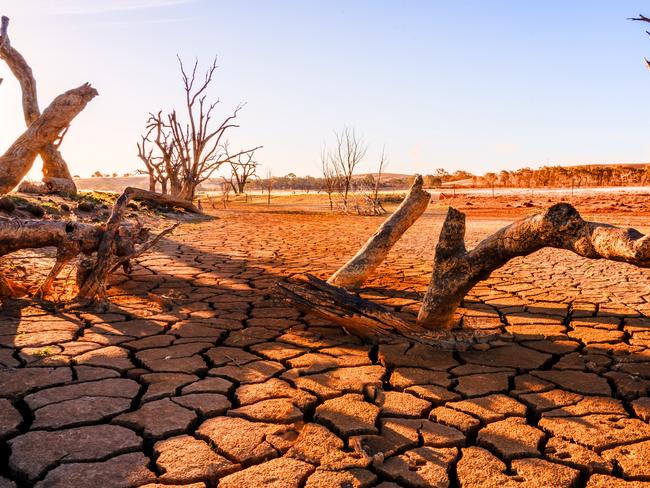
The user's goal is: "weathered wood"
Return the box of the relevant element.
[278,275,422,341]
[281,203,650,344]
[125,187,202,213]
[0,219,100,257]
[0,188,177,301]
[0,217,147,299]
[277,275,494,349]
[417,203,650,329]
[0,15,78,194]
[328,175,430,288]
[0,83,97,195]
[75,188,129,300]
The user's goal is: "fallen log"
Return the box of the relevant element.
[278,274,422,341]
[418,203,650,328]
[0,15,79,194]
[0,83,98,195]
[276,275,496,349]
[76,187,179,300]
[279,203,650,343]
[125,187,202,213]
[328,175,430,288]
[0,188,177,302]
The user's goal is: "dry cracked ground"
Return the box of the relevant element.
[2,208,650,488]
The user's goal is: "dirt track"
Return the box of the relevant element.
[2,206,650,487]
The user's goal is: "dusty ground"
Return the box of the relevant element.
[212,187,650,220]
[1,196,650,487]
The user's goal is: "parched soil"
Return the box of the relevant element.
[1,204,650,488]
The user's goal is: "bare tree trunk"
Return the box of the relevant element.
[0,16,78,194]
[177,182,196,202]
[0,219,100,256]
[1,218,104,297]
[0,83,98,195]
[148,174,156,192]
[418,203,650,328]
[328,175,430,288]
[279,203,650,343]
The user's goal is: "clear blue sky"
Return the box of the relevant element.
[2,0,650,178]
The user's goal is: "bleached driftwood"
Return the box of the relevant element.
[0,83,97,195]
[279,203,650,342]
[328,175,430,288]
[418,203,650,328]
[0,15,80,194]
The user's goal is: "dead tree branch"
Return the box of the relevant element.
[0,15,79,194]
[0,83,98,195]
[123,186,202,213]
[279,202,650,344]
[278,274,423,341]
[629,14,650,23]
[328,175,430,288]
[0,187,180,302]
[630,14,650,68]
[76,187,178,300]
[227,146,259,194]
[418,202,650,328]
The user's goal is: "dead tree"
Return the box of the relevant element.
[227,147,259,194]
[630,14,650,68]
[137,129,163,193]
[139,57,261,203]
[371,147,388,214]
[0,84,98,195]
[265,169,273,205]
[220,179,231,208]
[323,128,367,213]
[0,16,80,194]
[138,111,181,195]
[321,147,340,211]
[278,186,650,344]
[0,187,180,302]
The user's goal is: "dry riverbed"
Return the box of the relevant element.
[0,194,650,487]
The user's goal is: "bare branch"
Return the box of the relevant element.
[0,15,9,49]
[0,15,78,194]
[629,14,650,23]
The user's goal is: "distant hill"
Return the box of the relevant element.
[75,162,650,194]
[565,163,649,169]
[441,178,474,187]
[353,172,412,181]
[75,176,150,192]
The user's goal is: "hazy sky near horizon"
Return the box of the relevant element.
[2,0,650,179]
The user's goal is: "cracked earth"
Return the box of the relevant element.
[2,208,650,487]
